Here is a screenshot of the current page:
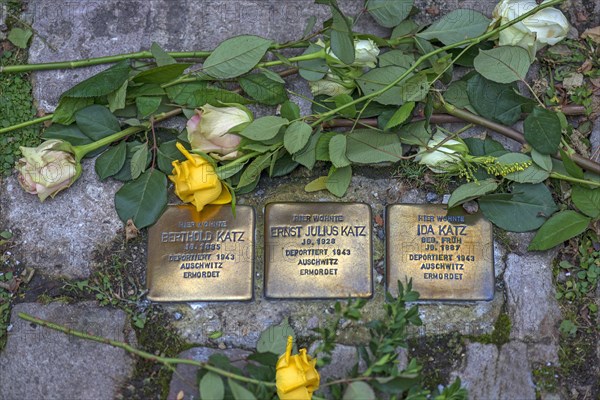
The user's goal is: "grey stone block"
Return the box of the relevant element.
[452,341,536,400]
[0,157,122,279]
[504,251,562,342]
[167,347,252,400]
[0,302,136,400]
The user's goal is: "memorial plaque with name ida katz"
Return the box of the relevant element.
[264,202,373,299]
[386,204,494,300]
[147,205,254,302]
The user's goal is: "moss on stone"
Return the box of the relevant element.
[469,312,511,346]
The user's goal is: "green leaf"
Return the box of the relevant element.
[391,19,419,38]
[523,107,562,155]
[479,183,558,232]
[305,176,329,192]
[8,27,32,48]
[366,0,413,28]
[62,60,131,98]
[284,121,312,154]
[203,35,272,79]
[157,141,186,175]
[133,63,191,84]
[378,50,415,69]
[199,372,224,400]
[150,42,176,66]
[559,148,584,179]
[329,134,351,168]
[293,130,323,169]
[356,66,409,105]
[237,153,272,189]
[95,141,127,180]
[271,153,299,177]
[75,105,121,141]
[467,74,529,126]
[464,137,507,157]
[326,165,352,197]
[239,73,287,105]
[107,80,128,113]
[256,318,295,354]
[346,129,404,163]
[135,96,162,118]
[165,82,207,105]
[571,186,600,218]
[398,121,430,146]
[473,46,532,84]
[216,161,247,180]
[528,211,591,251]
[239,116,288,141]
[531,149,552,172]
[497,153,549,184]
[112,141,146,181]
[130,143,149,180]
[417,9,491,45]
[192,87,250,107]
[448,179,498,209]
[444,80,471,109]
[126,84,165,100]
[228,380,256,400]
[43,124,93,146]
[298,43,328,81]
[316,131,336,161]
[343,381,376,400]
[280,101,301,120]
[52,97,95,125]
[385,102,415,130]
[398,73,429,103]
[331,94,357,118]
[115,169,167,229]
[330,4,355,65]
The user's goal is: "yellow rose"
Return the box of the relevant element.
[169,142,232,212]
[276,336,320,400]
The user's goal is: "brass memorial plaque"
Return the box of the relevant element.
[147,205,254,302]
[386,204,494,300]
[264,202,373,299]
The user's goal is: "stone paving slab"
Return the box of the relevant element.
[0,302,136,400]
[452,341,537,400]
[168,347,252,400]
[0,158,122,279]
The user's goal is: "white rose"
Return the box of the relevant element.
[415,132,469,173]
[492,0,569,58]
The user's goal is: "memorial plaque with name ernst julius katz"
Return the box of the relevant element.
[264,202,373,299]
[147,204,255,302]
[386,204,494,300]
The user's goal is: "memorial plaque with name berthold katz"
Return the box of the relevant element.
[264,202,373,299]
[147,205,254,302]
[386,204,494,300]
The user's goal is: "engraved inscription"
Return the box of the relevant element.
[146,205,254,302]
[386,204,494,300]
[264,203,373,299]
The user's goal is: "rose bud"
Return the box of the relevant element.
[415,132,469,173]
[491,0,569,58]
[16,139,82,201]
[187,104,251,160]
[276,336,320,400]
[169,142,232,213]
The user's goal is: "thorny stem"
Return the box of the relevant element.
[549,172,600,187]
[0,115,52,134]
[443,102,600,175]
[0,51,212,74]
[18,312,276,388]
[310,0,565,127]
[74,108,184,160]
